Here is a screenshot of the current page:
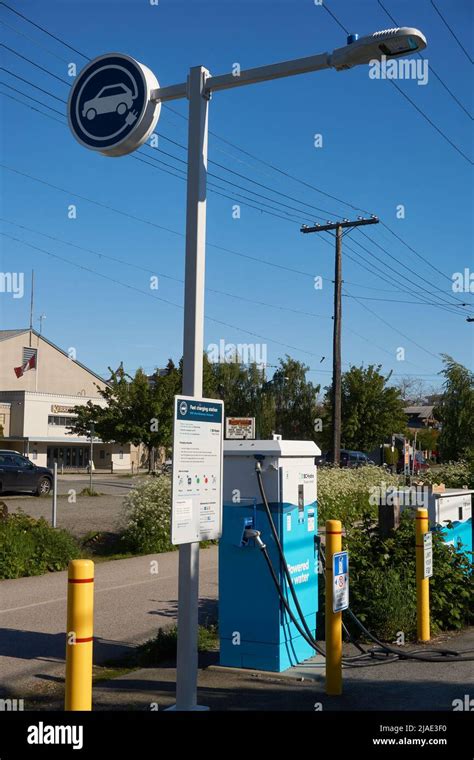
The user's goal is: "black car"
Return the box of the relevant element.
[0,451,53,496]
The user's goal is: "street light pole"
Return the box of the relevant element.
[175,65,210,712]
[69,23,427,713]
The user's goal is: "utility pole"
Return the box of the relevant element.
[301,217,379,465]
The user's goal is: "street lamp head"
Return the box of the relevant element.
[330,27,427,70]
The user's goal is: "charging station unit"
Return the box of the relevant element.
[397,488,473,557]
[219,439,321,672]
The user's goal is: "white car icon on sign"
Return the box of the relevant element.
[82,83,135,120]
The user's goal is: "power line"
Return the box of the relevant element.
[430,0,474,65]
[388,78,473,165]
[348,238,466,316]
[0,18,70,63]
[339,237,464,317]
[377,0,473,119]
[0,79,65,116]
[0,88,64,125]
[323,2,474,165]
[0,1,89,59]
[2,35,339,223]
[1,231,329,360]
[379,221,472,292]
[0,217,333,321]
[2,82,469,320]
[1,43,70,85]
[356,229,469,308]
[342,288,441,361]
[3,7,461,294]
[0,66,65,102]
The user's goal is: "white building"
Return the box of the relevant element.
[0,329,140,471]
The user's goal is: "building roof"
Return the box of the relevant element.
[404,405,435,418]
[0,328,107,386]
[0,329,29,343]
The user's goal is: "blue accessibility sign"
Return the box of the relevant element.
[332,550,349,612]
[68,53,161,157]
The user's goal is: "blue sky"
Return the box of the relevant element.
[1,0,473,392]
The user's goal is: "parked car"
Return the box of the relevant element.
[0,451,53,496]
[321,450,374,467]
[397,451,430,475]
[340,449,374,468]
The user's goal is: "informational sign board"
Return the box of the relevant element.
[225,416,255,440]
[171,396,224,545]
[423,532,433,579]
[332,550,349,613]
[68,53,161,157]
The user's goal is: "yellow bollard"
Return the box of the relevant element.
[415,508,430,642]
[65,559,94,711]
[325,519,342,695]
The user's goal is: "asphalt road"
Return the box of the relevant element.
[0,547,218,697]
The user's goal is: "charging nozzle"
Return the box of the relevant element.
[243,527,266,549]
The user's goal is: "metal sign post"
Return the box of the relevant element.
[52,461,57,528]
[68,24,427,712]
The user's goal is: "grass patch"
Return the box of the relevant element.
[78,488,102,497]
[135,624,219,667]
[92,664,137,683]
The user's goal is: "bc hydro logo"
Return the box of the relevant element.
[68,53,161,157]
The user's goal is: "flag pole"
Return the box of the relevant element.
[29,270,34,347]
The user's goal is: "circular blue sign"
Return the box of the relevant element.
[68,53,161,157]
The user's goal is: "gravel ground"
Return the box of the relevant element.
[1,492,126,538]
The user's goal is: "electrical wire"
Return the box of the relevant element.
[377,0,473,120]
[2,18,465,292]
[323,2,474,165]
[430,0,474,65]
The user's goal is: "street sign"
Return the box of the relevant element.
[423,532,433,578]
[225,416,255,440]
[68,53,161,157]
[332,550,349,613]
[171,396,224,545]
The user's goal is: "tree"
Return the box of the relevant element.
[415,427,439,455]
[395,376,427,404]
[270,356,320,440]
[324,364,407,452]
[69,367,163,470]
[434,355,474,461]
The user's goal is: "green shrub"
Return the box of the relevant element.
[344,513,472,640]
[120,475,174,555]
[0,513,80,579]
[317,465,401,524]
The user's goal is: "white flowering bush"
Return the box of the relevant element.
[121,475,174,555]
[317,465,401,525]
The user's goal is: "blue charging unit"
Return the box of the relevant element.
[219,439,320,672]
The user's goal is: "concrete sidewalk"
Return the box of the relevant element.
[0,547,218,696]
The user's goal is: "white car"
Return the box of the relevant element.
[82,83,134,120]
